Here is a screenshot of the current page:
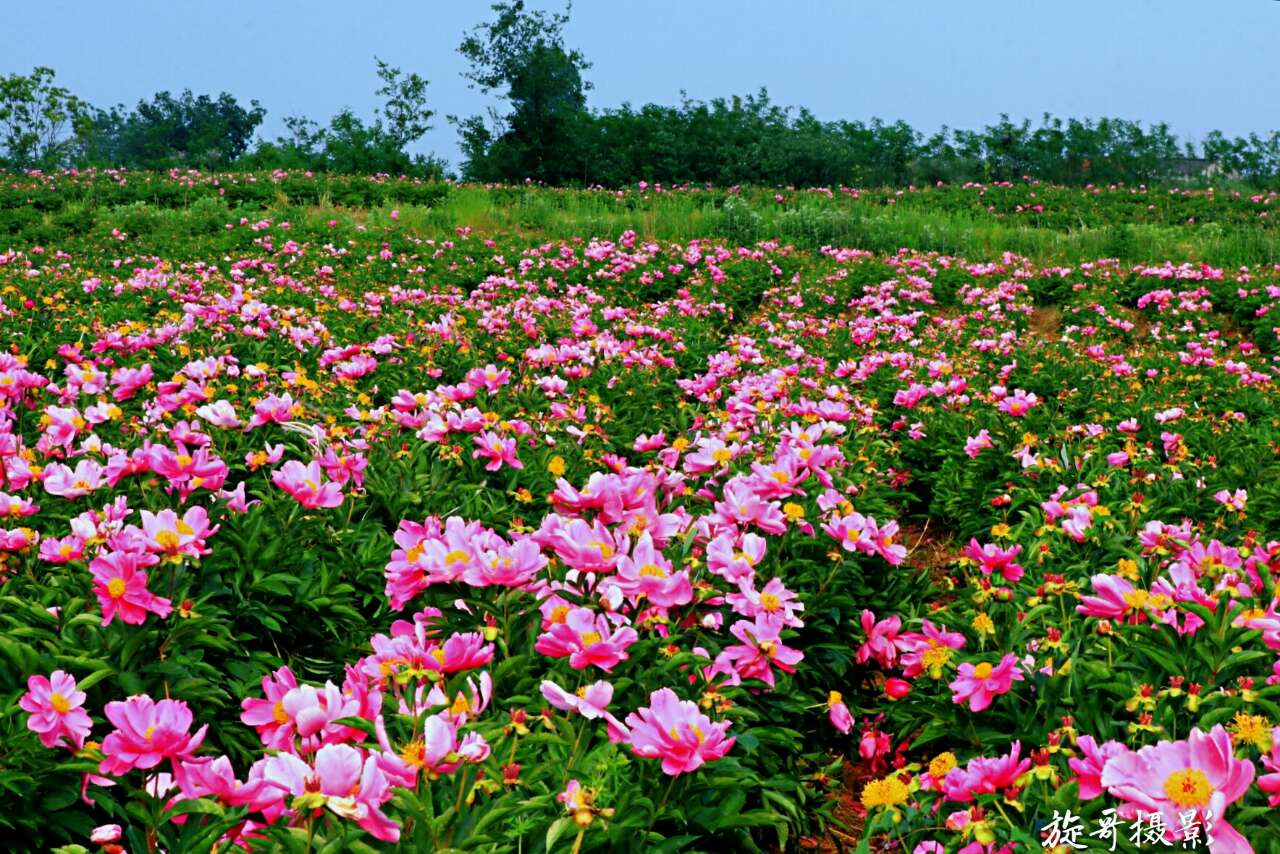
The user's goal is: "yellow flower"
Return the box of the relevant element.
[782,502,805,521]
[928,752,957,781]
[548,455,566,478]
[920,644,955,679]
[1125,685,1157,713]
[972,613,995,636]
[860,775,909,810]
[990,523,1011,539]
[1230,712,1271,751]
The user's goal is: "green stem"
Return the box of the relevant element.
[445,767,470,847]
[564,717,588,779]
[816,561,841,596]
[643,775,678,839]
[423,775,440,850]
[991,796,1016,830]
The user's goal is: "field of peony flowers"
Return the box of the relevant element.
[6,172,1280,853]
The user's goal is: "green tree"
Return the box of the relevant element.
[0,67,89,168]
[249,59,443,177]
[79,89,265,169]
[454,1,592,182]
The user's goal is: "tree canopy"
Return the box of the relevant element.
[2,7,1278,187]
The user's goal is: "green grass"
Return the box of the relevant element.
[10,177,1280,268]
[343,189,1280,268]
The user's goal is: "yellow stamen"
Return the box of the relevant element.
[638,563,667,578]
[1163,769,1213,808]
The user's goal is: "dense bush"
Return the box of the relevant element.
[3,180,1280,854]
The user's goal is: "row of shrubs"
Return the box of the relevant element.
[3,173,450,215]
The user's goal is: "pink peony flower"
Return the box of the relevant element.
[715,614,804,688]
[1258,725,1280,805]
[611,532,692,608]
[39,534,86,564]
[534,607,639,672]
[856,610,905,669]
[99,695,208,776]
[949,653,1023,712]
[256,680,364,751]
[963,539,1024,584]
[90,551,171,626]
[177,754,277,812]
[462,536,546,588]
[272,459,344,509]
[712,477,787,534]
[997,389,1037,417]
[827,691,853,734]
[624,687,734,775]
[726,576,804,627]
[240,665,299,749]
[260,743,402,842]
[705,532,766,584]
[472,430,523,471]
[541,679,629,742]
[964,429,993,458]
[246,392,296,429]
[1061,504,1093,541]
[1068,734,1129,800]
[941,741,1031,802]
[1076,573,1147,622]
[318,447,368,488]
[147,442,228,497]
[43,460,105,499]
[898,619,967,679]
[1100,725,1253,852]
[195,399,242,428]
[1214,488,1248,512]
[90,825,122,844]
[822,511,906,564]
[218,481,259,512]
[139,506,217,563]
[20,670,93,749]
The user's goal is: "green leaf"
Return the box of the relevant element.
[546,816,575,851]
[75,667,116,692]
[333,716,376,739]
[165,797,226,819]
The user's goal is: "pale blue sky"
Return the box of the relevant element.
[8,0,1278,169]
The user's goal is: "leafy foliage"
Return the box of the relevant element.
[454,1,592,183]
[0,67,90,169]
[248,60,444,178]
[78,89,266,169]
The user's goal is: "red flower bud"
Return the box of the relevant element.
[885,678,912,700]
